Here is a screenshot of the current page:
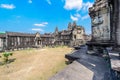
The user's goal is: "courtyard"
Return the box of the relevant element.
[0,46,72,80]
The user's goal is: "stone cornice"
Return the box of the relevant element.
[89,0,109,17]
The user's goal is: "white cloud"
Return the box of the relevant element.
[34,22,48,27]
[46,0,51,5]
[32,28,44,32]
[42,22,48,25]
[63,0,93,11]
[28,0,32,4]
[71,13,90,21]
[74,13,81,18]
[70,13,81,21]
[83,2,93,11]
[0,4,15,9]
[82,15,90,20]
[64,1,93,21]
[64,0,83,11]
[70,15,78,21]
[34,24,45,27]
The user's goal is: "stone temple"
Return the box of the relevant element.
[50,0,120,80]
[0,22,90,51]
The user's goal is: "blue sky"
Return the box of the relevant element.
[0,0,94,34]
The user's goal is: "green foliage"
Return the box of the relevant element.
[2,52,13,63]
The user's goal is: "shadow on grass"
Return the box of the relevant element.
[8,58,16,63]
[0,58,16,66]
[65,61,72,65]
[0,61,3,66]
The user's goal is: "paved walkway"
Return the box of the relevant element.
[109,51,120,72]
[49,46,112,80]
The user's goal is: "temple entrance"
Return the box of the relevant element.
[35,32,42,47]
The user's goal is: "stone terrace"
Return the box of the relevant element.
[49,46,112,80]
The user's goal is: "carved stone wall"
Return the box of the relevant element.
[88,0,120,47]
[89,0,111,41]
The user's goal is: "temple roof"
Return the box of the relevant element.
[0,33,6,38]
[61,30,71,36]
[6,32,35,37]
[41,33,54,38]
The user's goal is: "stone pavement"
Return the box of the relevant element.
[109,51,120,72]
[49,46,112,80]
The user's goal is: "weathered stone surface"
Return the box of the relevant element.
[49,46,112,80]
[116,0,120,45]
[88,0,120,46]
[89,0,110,41]
[87,0,120,79]
[49,61,94,80]
[109,51,120,72]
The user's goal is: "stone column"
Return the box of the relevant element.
[116,0,120,46]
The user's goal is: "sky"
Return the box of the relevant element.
[0,0,94,34]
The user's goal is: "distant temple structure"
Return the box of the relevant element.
[0,22,91,51]
[54,22,88,46]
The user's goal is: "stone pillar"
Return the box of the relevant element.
[89,0,111,42]
[116,0,120,46]
[86,0,116,54]
[5,32,8,50]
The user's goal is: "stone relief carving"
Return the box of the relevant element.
[92,15,103,25]
[89,0,111,41]
[93,25,110,40]
[102,26,109,33]
[93,27,100,38]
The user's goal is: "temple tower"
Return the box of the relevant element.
[72,21,77,29]
[68,22,72,30]
[55,26,58,34]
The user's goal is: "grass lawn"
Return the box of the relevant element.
[0,46,73,80]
